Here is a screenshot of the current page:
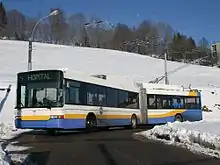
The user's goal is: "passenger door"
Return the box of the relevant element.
[97,86,107,126]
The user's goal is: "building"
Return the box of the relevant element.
[211,42,220,65]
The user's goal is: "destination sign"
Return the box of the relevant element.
[18,70,63,83]
[27,73,52,81]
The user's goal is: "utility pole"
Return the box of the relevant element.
[28,40,32,71]
[164,52,169,84]
[163,38,169,85]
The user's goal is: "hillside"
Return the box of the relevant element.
[0,40,219,87]
[0,40,220,122]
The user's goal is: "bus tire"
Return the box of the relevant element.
[174,114,183,122]
[86,113,97,132]
[131,114,137,129]
[47,129,58,136]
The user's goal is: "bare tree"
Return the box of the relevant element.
[68,13,87,45]
[4,9,26,40]
[111,23,134,50]
[0,2,7,31]
[49,8,68,44]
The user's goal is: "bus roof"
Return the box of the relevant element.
[17,68,139,92]
[63,69,199,96]
[63,69,140,92]
[142,83,200,96]
[18,68,200,96]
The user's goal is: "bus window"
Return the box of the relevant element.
[86,84,98,105]
[185,97,200,109]
[196,97,201,109]
[118,90,128,108]
[147,94,156,109]
[19,85,26,107]
[171,97,184,109]
[106,88,117,107]
[65,80,81,104]
[156,95,171,109]
[16,70,64,108]
[126,92,139,109]
[69,86,80,104]
[98,86,106,106]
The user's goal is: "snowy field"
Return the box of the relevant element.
[1,40,220,163]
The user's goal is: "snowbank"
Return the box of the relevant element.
[0,122,31,165]
[138,121,220,158]
[0,123,15,165]
[0,148,9,165]
[0,85,13,165]
[0,84,31,164]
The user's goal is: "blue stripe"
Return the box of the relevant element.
[97,118,131,127]
[148,116,175,124]
[15,119,86,129]
[15,118,133,129]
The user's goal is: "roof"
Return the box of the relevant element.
[63,69,140,92]
[143,83,185,91]
[17,68,140,92]
[142,83,199,96]
[20,68,200,96]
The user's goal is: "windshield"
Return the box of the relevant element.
[18,82,63,108]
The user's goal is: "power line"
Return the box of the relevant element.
[149,55,211,84]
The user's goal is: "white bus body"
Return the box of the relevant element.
[15,69,202,131]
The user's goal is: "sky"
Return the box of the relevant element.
[2,0,220,44]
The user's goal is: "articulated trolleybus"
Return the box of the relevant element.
[15,69,202,133]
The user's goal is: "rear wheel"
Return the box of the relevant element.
[46,129,58,135]
[174,114,183,122]
[86,114,97,132]
[131,114,137,129]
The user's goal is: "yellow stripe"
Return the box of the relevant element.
[20,114,133,120]
[64,114,86,119]
[21,114,87,120]
[20,109,186,121]
[148,109,185,118]
[21,115,50,120]
[65,114,133,119]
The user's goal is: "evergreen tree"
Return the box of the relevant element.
[0,2,7,30]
